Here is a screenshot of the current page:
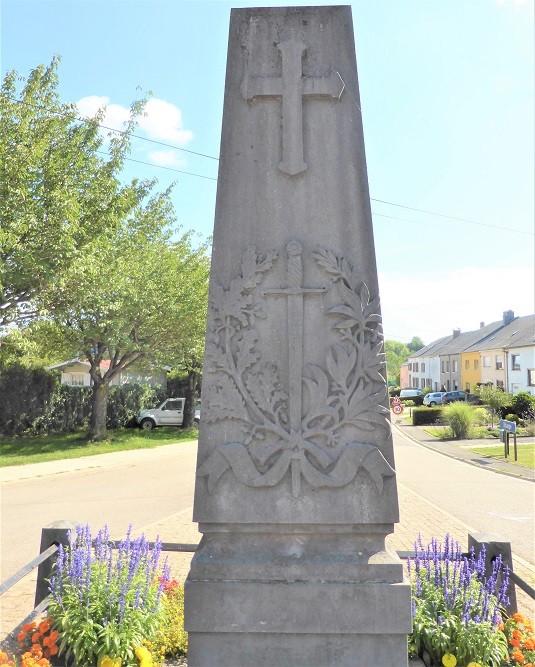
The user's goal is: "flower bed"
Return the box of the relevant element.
[1,530,533,667]
[407,535,534,667]
[1,525,187,667]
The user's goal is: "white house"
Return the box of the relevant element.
[47,358,168,389]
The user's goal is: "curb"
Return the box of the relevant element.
[393,423,534,483]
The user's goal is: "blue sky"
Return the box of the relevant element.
[2,0,533,343]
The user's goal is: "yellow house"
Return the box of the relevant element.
[460,351,481,393]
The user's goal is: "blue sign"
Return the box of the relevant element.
[499,419,516,434]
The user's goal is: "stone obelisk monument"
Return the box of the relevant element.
[185,6,411,665]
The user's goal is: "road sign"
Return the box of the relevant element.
[499,419,516,434]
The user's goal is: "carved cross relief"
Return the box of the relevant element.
[241,40,345,177]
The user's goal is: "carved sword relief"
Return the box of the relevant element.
[198,240,395,497]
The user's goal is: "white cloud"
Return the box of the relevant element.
[138,98,193,146]
[76,95,131,132]
[148,150,186,167]
[76,96,193,147]
[378,266,534,343]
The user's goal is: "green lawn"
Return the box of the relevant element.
[468,443,535,470]
[0,427,198,467]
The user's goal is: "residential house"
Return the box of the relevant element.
[47,359,168,389]
[399,362,409,389]
[464,314,535,395]
[407,336,451,391]
[438,318,506,392]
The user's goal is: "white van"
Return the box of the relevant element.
[136,398,201,430]
[399,389,422,398]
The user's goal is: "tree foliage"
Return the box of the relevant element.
[0,56,149,325]
[33,200,210,439]
[407,336,425,353]
[384,340,410,385]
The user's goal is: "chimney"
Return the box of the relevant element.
[453,328,461,338]
[503,310,515,326]
[480,322,485,329]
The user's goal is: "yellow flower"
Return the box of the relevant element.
[98,656,122,667]
[135,646,152,666]
[467,663,482,667]
[442,655,457,667]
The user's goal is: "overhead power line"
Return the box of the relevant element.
[6,94,533,236]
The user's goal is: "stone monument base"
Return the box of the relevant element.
[185,524,412,667]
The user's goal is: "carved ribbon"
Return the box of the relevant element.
[197,441,395,495]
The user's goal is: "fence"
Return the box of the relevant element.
[1,521,534,645]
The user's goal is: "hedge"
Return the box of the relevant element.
[412,406,443,426]
[0,364,165,436]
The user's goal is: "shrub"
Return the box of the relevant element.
[442,402,476,439]
[512,391,535,419]
[413,407,443,426]
[404,400,416,407]
[408,535,510,667]
[473,407,490,426]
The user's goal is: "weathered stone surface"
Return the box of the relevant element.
[185,6,411,665]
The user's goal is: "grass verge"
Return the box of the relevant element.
[468,443,535,470]
[423,426,502,440]
[0,428,198,467]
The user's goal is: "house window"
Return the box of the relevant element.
[474,359,479,370]
[496,380,504,389]
[528,369,535,387]
[421,363,425,372]
[495,355,503,370]
[445,361,450,372]
[483,356,490,367]
[408,363,412,371]
[511,355,520,371]
[421,378,426,388]
[446,380,451,390]
[441,361,445,373]
[465,382,471,392]
[68,373,85,386]
[465,359,470,370]
[409,375,412,386]
[452,360,458,373]
[413,362,419,372]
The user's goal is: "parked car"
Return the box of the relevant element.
[441,390,467,404]
[400,389,422,398]
[136,398,201,430]
[423,392,445,407]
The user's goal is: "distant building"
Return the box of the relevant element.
[47,358,168,389]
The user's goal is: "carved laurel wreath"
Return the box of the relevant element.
[198,242,395,497]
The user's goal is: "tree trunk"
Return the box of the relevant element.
[88,382,109,440]
[182,369,198,429]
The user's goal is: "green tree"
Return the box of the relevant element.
[33,195,210,440]
[0,57,148,325]
[384,340,410,386]
[407,336,425,353]
[476,385,512,427]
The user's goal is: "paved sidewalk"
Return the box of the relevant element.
[395,422,535,482]
[1,427,534,651]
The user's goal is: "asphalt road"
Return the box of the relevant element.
[393,427,535,565]
[1,440,199,584]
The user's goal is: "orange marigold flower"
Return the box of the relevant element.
[511,637,521,648]
[38,619,51,634]
[512,649,526,664]
[514,629,524,640]
[30,645,43,659]
[523,638,535,650]
[513,613,527,623]
[498,621,505,631]
[31,632,41,644]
